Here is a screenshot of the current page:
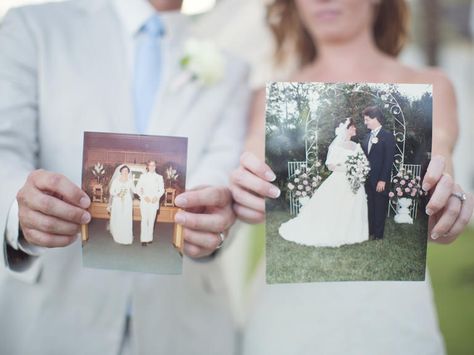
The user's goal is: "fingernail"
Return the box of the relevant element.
[81,212,91,224]
[175,213,186,224]
[431,233,440,240]
[426,208,433,216]
[422,184,430,192]
[80,196,91,209]
[175,196,187,207]
[269,186,281,198]
[265,171,276,182]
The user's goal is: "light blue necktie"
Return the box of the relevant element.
[133,15,164,134]
[369,130,376,153]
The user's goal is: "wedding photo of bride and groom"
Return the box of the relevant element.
[265,82,433,283]
[81,132,187,274]
[108,160,164,247]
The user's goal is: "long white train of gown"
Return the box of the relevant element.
[279,170,369,247]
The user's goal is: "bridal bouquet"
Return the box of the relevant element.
[345,152,370,194]
[118,188,127,200]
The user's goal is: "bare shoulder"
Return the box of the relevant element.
[411,66,451,83]
[415,68,457,114]
[398,65,458,147]
[399,65,456,96]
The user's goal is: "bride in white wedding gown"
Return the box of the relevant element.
[109,164,135,245]
[279,118,369,247]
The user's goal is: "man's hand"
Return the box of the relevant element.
[144,196,151,203]
[376,181,386,192]
[16,169,91,248]
[174,186,235,258]
[151,196,158,204]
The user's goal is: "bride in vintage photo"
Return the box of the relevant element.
[108,164,135,245]
[279,118,370,247]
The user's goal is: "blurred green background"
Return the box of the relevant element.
[428,228,474,355]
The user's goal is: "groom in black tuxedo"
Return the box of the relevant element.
[361,106,396,240]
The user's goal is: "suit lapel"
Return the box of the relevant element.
[363,133,370,156]
[368,128,387,156]
[369,137,378,157]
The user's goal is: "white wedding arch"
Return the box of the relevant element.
[287,83,422,220]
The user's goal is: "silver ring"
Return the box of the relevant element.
[451,192,467,203]
[216,232,225,249]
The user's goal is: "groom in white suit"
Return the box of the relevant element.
[0,0,249,354]
[136,160,165,245]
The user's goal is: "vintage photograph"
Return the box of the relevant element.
[81,132,187,274]
[266,82,433,283]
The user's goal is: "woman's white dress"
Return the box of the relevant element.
[242,271,445,355]
[279,142,369,247]
[109,178,134,245]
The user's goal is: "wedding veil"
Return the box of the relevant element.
[107,164,134,209]
[325,118,351,168]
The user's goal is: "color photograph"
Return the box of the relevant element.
[266,82,433,283]
[81,132,187,274]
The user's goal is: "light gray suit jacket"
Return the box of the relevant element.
[0,1,250,354]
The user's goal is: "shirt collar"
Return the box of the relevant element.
[113,0,189,40]
[371,126,382,136]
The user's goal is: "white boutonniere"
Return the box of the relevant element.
[170,39,225,92]
[371,137,379,144]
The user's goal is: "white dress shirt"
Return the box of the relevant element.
[368,125,382,154]
[113,0,188,75]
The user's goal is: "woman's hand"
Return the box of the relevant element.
[229,152,281,224]
[17,169,91,248]
[423,155,473,243]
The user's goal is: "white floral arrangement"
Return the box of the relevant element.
[92,162,105,184]
[345,152,370,194]
[389,168,426,201]
[165,165,179,187]
[171,39,225,91]
[287,162,323,202]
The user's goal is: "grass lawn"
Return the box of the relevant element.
[266,209,428,283]
[428,227,474,355]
